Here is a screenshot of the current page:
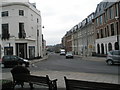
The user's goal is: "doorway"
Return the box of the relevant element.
[16,43,27,58]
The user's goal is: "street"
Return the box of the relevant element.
[1,53,119,88]
[2,53,119,78]
[30,53,119,75]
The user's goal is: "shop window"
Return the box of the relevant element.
[115,42,119,50]
[101,43,104,54]
[4,47,13,55]
[29,46,35,59]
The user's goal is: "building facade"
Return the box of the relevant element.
[73,27,78,55]
[62,1,120,56]
[62,13,95,56]
[0,2,43,59]
[94,1,120,55]
[62,30,73,52]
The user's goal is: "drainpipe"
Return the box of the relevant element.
[118,1,120,50]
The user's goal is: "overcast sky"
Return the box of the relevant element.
[29,0,102,45]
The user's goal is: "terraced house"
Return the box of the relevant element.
[62,0,120,56]
[0,1,44,59]
[94,1,120,55]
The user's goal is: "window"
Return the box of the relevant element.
[104,28,107,37]
[37,29,39,36]
[99,15,103,25]
[19,10,24,16]
[31,14,33,21]
[19,23,26,38]
[37,18,39,23]
[2,23,10,40]
[96,18,99,26]
[115,4,118,17]
[29,46,35,59]
[110,24,114,36]
[107,26,109,36]
[11,55,18,60]
[100,29,103,38]
[108,43,112,51]
[97,44,100,54]
[109,7,114,19]
[1,11,8,17]
[113,50,120,55]
[106,9,109,20]
[103,14,106,23]
[101,43,104,54]
[114,42,119,50]
[116,22,119,35]
[4,47,13,55]
[97,30,99,39]
[3,55,10,60]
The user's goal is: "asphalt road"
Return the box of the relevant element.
[2,53,119,79]
[29,53,119,75]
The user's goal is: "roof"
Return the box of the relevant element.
[0,2,40,15]
[94,1,116,18]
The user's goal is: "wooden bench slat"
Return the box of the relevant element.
[64,76,120,90]
[14,74,49,84]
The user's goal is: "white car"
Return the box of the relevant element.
[60,51,66,55]
[66,52,74,59]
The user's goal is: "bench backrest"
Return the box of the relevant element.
[13,74,50,85]
[12,74,57,90]
[64,76,120,90]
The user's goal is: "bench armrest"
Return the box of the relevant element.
[49,79,57,90]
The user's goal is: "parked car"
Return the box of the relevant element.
[66,52,74,59]
[2,55,29,67]
[106,50,120,65]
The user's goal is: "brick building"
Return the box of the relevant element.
[94,1,120,55]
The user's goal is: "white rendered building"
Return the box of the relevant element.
[0,1,43,59]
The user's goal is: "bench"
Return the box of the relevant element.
[12,74,57,90]
[64,76,120,90]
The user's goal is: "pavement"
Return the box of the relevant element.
[2,55,120,89]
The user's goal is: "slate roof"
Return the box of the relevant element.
[94,0,117,18]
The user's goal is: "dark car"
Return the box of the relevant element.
[2,55,29,67]
[106,50,120,65]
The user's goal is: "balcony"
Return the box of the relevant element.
[18,32,26,38]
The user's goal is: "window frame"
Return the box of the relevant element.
[1,11,8,17]
[19,10,24,16]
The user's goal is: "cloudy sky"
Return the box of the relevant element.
[29,0,102,45]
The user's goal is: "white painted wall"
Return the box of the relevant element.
[95,36,117,54]
[0,2,43,58]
